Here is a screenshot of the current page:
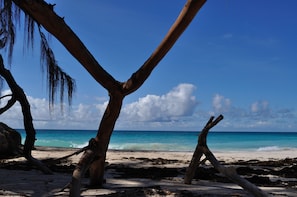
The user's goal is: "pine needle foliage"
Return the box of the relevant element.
[0,0,75,110]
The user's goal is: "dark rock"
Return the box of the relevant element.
[0,122,22,158]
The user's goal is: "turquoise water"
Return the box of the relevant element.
[17,129,297,152]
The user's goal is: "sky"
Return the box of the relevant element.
[1,0,297,131]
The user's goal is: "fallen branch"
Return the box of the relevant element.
[184,115,268,197]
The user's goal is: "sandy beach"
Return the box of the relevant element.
[1,147,297,196]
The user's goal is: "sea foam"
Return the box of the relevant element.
[257,146,282,151]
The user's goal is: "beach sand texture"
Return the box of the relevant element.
[1,147,297,196]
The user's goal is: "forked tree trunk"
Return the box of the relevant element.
[184,115,268,197]
[12,0,206,195]
[0,55,51,174]
[72,2,207,195]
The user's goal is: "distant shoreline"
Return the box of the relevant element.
[18,129,297,133]
[34,145,297,154]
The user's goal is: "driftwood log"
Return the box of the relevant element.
[184,115,268,197]
[0,54,52,174]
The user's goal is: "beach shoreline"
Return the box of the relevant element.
[31,146,297,164]
[1,146,297,196]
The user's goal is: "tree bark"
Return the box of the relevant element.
[70,93,123,195]
[0,54,52,174]
[184,115,268,197]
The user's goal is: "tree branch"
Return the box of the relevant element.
[0,95,16,114]
[122,0,206,95]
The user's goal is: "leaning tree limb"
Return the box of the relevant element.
[184,115,268,197]
[0,54,52,174]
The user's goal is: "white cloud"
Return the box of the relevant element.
[0,89,107,129]
[1,87,297,131]
[120,83,198,122]
[206,93,297,131]
[212,94,231,113]
[1,84,198,130]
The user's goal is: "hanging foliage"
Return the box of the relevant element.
[0,0,75,109]
[39,26,75,109]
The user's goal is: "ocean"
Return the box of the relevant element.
[16,129,297,152]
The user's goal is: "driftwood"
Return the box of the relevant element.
[0,54,52,174]
[184,115,268,197]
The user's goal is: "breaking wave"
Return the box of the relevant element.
[256,146,293,151]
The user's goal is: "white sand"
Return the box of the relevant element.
[0,147,296,196]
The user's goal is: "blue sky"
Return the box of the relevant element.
[1,0,297,131]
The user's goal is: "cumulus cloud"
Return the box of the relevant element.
[120,83,198,122]
[1,87,296,131]
[1,84,198,129]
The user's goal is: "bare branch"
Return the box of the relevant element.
[122,0,207,95]
[0,94,16,114]
[0,93,12,99]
